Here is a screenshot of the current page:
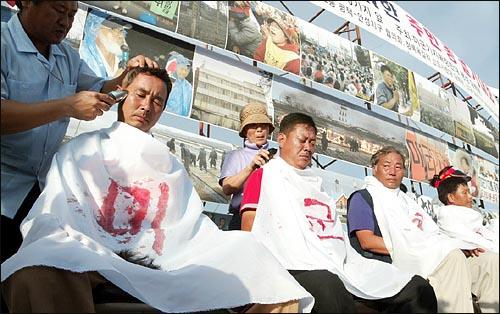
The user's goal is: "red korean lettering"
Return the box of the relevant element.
[444,45,457,64]
[459,59,472,78]
[303,198,343,241]
[406,14,423,37]
[424,28,441,51]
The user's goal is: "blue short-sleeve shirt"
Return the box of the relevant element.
[1,15,105,218]
[347,191,375,234]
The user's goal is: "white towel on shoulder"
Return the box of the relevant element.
[251,157,414,300]
[1,122,313,313]
[435,204,498,253]
[365,176,477,278]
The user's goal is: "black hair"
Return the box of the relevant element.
[124,67,172,109]
[279,112,317,135]
[429,166,469,205]
[15,0,43,12]
[116,249,161,270]
[380,64,393,75]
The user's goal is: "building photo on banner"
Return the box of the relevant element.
[271,76,408,172]
[190,47,274,132]
[1,1,497,227]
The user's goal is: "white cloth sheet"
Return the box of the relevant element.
[1,122,313,313]
[251,158,414,300]
[365,176,477,278]
[435,205,498,253]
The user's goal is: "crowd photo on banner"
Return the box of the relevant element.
[1,1,498,313]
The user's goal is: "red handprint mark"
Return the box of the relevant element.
[98,179,169,255]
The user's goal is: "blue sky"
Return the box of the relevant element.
[268,1,499,90]
[395,1,499,90]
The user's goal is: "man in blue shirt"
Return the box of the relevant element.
[1,1,158,264]
[375,64,400,113]
[347,146,498,312]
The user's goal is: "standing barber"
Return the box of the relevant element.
[1,0,158,263]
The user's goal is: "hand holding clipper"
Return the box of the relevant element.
[107,90,128,106]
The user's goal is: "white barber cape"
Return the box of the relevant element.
[435,204,498,253]
[251,158,413,300]
[365,176,478,278]
[1,122,313,313]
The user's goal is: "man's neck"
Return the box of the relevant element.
[20,17,51,59]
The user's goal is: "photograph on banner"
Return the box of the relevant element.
[79,9,130,78]
[371,52,419,119]
[226,1,263,59]
[298,19,374,102]
[202,211,232,231]
[190,46,274,132]
[312,167,365,222]
[406,130,450,183]
[312,1,499,125]
[448,148,480,198]
[248,1,301,75]
[413,72,455,136]
[81,1,179,32]
[467,107,499,158]
[80,9,195,115]
[63,3,88,50]
[177,1,228,49]
[271,77,407,170]
[449,95,476,146]
[165,51,194,117]
[151,123,233,204]
[475,156,499,205]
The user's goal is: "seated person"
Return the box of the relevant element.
[1,68,312,313]
[240,113,437,313]
[347,146,499,313]
[430,166,498,253]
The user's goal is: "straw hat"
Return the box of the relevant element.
[239,102,275,138]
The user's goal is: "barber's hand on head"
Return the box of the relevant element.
[462,247,485,258]
[69,91,114,121]
[250,149,270,170]
[127,55,159,70]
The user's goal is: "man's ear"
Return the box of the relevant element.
[446,193,455,205]
[277,132,285,148]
